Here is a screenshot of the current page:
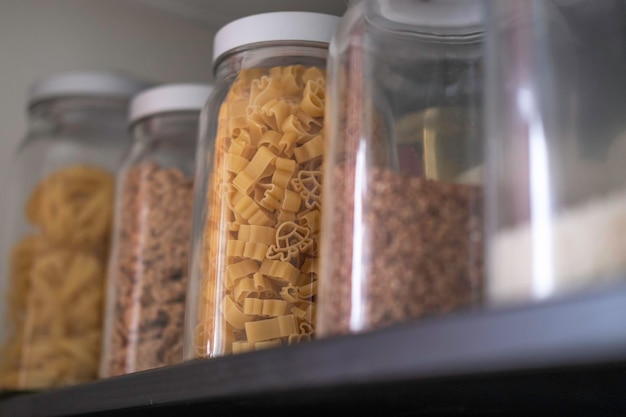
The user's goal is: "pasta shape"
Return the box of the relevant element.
[301,78,326,118]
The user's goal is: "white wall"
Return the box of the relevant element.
[0,0,216,189]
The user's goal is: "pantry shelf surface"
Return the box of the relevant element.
[2,286,626,417]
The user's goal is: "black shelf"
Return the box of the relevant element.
[2,287,626,417]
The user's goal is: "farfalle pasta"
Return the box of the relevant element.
[194,65,326,357]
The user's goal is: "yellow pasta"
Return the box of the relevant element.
[253,273,273,292]
[229,137,256,159]
[228,187,272,226]
[226,259,259,288]
[225,153,250,174]
[259,259,300,284]
[196,64,326,357]
[232,341,255,354]
[275,65,305,96]
[301,257,319,277]
[261,299,288,317]
[301,67,325,83]
[256,183,284,211]
[301,79,326,118]
[233,146,277,194]
[277,133,299,157]
[292,170,323,210]
[298,280,318,299]
[0,166,113,390]
[25,166,114,248]
[267,222,313,263]
[280,284,300,303]
[238,225,277,246]
[250,76,283,107]
[276,210,297,223]
[260,99,294,131]
[227,240,269,262]
[288,333,311,345]
[293,135,324,164]
[281,114,313,137]
[228,116,249,139]
[282,189,301,212]
[257,130,282,155]
[243,298,265,316]
[254,340,282,350]
[222,295,252,330]
[299,210,321,235]
[244,314,298,343]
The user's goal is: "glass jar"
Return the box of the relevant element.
[0,71,152,390]
[185,12,340,359]
[317,0,485,338]
[100,84,212,377]
[485,0,626,305]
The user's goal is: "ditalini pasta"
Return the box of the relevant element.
[0,166,113,389]
[194,65,326,356]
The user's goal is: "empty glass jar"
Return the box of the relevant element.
[317,0,486,337]
[0,71,152,390]
[185,12,340,359]
[485,0,626,306]
[100,84,212,378]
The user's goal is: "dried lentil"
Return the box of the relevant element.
[320,164,483,336]
[101,162,193,377]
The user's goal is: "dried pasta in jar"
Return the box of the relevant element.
[0,70,148,390]
[184,12,340,358]
[0,166,114,389]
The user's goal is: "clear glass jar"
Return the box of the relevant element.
[100,84,212,377]
[317,0,485,338]
[485,0,626,305]
[0,71,152,390]
[185,12,340,359]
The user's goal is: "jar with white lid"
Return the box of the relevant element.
[0,71,152,390]
[317,0,486,338]
[99,83,212,377]
[184,12,340,359]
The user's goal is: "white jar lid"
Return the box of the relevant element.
[29,70,154,105]
[129,83,213,124]
[377,0,484,31]
[213,11,341,64]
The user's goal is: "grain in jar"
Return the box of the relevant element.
[100,84,212,377]
[184,12,340,358]
[317,0,485,337]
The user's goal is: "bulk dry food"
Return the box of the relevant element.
[195,65,326,356]
[490,189,626,303]
[0,166,113,389]
[102,162,193,376]
[322,164,484,336]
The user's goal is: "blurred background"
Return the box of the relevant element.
[0,0,346,204]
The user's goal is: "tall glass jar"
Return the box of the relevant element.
[317,0,485,338]
[100,84,212,378]
[185,12,340,359]
[0,71,152,390]
[485,0,626,306]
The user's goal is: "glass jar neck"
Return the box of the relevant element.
[27,96,130,138]
[213,42,330,82]
[131,112,201,144]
